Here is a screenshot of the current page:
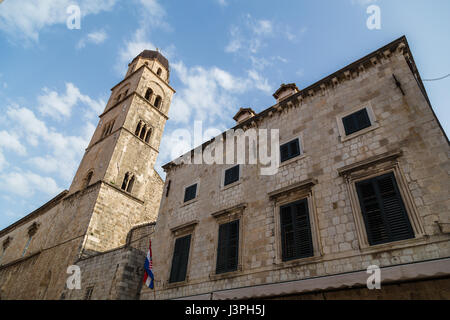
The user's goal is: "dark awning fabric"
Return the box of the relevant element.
[174,258,450,300]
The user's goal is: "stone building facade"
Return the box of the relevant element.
[140,36,450,300]
[0,50,173,299]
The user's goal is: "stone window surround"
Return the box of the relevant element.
[209,203,247,280]
[336,102,380,142]
[165,220,198,289]
[338,150,425,250]
[268,179,323,267]
[278,133,306,168]
[220,164,242,191]
[181,179,200,207]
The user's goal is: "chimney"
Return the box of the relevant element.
[273,83,299,103]
[233,107,256,124]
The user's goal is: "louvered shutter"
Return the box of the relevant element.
[356,173,414,246]
[216,220,239,274]
[184,184,197,202]
[280,144,289,163]
[169,235,191,283]
[280,199,314,261]
[280,139,301,163]
[224,165,239,186]
[343,108,371,135]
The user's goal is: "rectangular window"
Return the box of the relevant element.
[224,165,240,186]
[169,235,192,283]
[183,183,197,202]
[280,199,314,261]
[342,108,371,136]
[356,173,414,246]
[216,220,239,274]
[280,139,301,163]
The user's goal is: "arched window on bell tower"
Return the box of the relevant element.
[154,96,162,109]
[157,68,162,76]
[139,124,147,140]
[144,128,152,143]
[121,172,135,193]
[135,121,142,136]
[145,88,153,101]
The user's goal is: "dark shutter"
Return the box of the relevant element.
[169,235,191,283]
[280,139,301,163]
[183,184,197,202]
[216,220,239,274]
[356,173,414,246]
[280,199,314,261]
[224,165,240,186]
[342,108,371,135]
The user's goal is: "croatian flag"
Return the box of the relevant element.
[143,239,154,289]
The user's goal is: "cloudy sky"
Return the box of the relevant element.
[0,0,449,229]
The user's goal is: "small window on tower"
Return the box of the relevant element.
[121,172,135,193]
[145,88,153,101]
[144,128,152,143]
[154,96,162,109]
[157,68,162,76]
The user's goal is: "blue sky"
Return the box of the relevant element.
[0,0,449,229]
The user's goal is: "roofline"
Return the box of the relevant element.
[0,190,68,238]
[163,35,447,170]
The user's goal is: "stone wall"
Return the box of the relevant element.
[141,39,450,300]
[63,223,155,300]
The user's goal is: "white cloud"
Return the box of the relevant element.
[169,61,272,125]
[6,101,96,182]
[216,0,228,6]
[0,170,61,197]
[252,20,273,36]
[0,151,7,172]
[37,82,105,120]
[0,131,27,156]
[77,30,108,49]
[116,0,171,74]
[0,0,117,42]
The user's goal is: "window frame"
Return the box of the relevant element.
[223,164,241,188]
[279,198,315,262]
[340,151,425,250]
[183,183,198,203]
[355,172,415,246]
[168,234,192,284]
[167,221,198,288]
[336,103,379,142]
[215,220,240,275]
[280,137,302,163]
[210,203,246,279]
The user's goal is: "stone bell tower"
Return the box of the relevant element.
[68,50,175,256]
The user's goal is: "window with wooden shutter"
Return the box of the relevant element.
[169,235,192,283]
[224,165,240,186]
[356,173,414,246]
[342,108,372,136]
[184,184,197,202]
[280,199,314,261]
[216,220,239,274]
[280,139,301,163]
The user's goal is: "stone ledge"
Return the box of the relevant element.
[268,178,317,200]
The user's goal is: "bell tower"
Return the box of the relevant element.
[68,50,175,256]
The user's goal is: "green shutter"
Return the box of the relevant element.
[356,173,414,246]
[280,199,314,261]
[216,220,239,274]
[169,235,191,283]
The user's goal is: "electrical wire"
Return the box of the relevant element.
[422,74,450,81]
